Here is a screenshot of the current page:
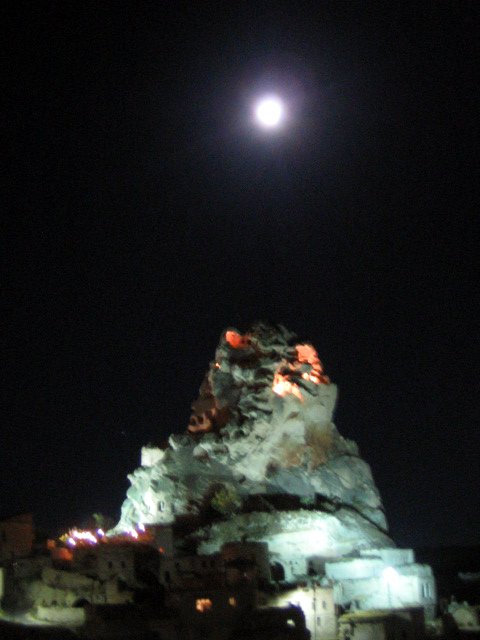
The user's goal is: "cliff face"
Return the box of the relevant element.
[116,323,392,553]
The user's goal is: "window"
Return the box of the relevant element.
[117,580,127,593]
[108,561,113,569]
[228,597,237,607]
[270,562,285,581]
[196,598,212,613]
[158,500,166,512]
[317,616,321,626]
[322,600,327,609]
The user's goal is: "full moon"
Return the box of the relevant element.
[255,96,284,128]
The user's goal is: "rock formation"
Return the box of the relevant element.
[115,323,393,559]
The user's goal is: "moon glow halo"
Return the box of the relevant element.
[255,96,284,128]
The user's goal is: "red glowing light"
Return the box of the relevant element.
[225,331,250,349]
[272,344,329,399]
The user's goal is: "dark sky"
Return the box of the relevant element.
[2,2,478,547]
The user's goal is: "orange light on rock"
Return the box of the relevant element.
[225,330,250,349]
[272,344,329,399]
[296,343,321,367]
[188,411,214,434]
[51,546,73,562]
[295,343,330,385]
[272,373,304,401]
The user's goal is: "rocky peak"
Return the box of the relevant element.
[187,322,331,437]
[115,323,390,549]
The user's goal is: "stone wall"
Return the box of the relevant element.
[326,551,436,619]
[36,605,86,625]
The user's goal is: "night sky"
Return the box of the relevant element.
[3,3,478,547]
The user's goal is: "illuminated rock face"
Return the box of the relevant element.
[116,323,391,556]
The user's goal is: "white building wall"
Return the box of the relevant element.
[325,558,385,581]
[359,548,414,566]
[270,586,337,640]
[326,549,436,619]
[279,555,308,581]
[143,488,173,524]
[36,605,86,626]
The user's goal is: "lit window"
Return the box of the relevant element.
[196,598,212,612]
[228,597,237,607]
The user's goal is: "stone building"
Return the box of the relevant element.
[173,586,256,640]
[338,608,425,640]
[159,552,224,589]
[73,541,159,586]
[326,548,436,619]
[269,584,337,640]
[28,565,135,625]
